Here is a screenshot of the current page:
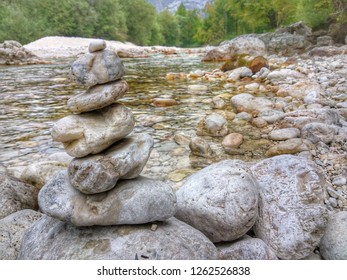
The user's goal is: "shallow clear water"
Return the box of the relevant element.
[0,53,266,179]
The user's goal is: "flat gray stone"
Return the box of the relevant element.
[51,103,134,158]
[320,211,347,260]
[0,209,43,260]
[67,79,128,113]
[0,174,38,219]
[276,109,341,130]
[68,133,154,194]
[266,138,314,157]
[176,160,259,243]
[39,171,177,226]
[217,235,278,260]
[251,155,328,259]
[269,128,301,141]
[70,49,125,86]
[231,93,274,117]
[18,216,217,260]
[267,69,305,82]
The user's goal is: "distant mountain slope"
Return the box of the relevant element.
[147,0,210,12]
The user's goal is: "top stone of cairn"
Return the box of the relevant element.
[88,39,106,53]
[70,40,125,86]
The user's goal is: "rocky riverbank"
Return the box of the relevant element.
[0,22,346,260]
[23,36,204,59]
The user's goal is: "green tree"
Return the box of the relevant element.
[197,0,233,45]
[295,0,334,29]
[88,0,127,41]
[175,6,202,47]
[121,0,158,45]
[158,9,180,46]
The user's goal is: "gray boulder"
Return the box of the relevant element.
[202,35,266,61]
[251,155,328,259]
[227,67,253,81]
[276,109,342,130]
[18,216,217,260]
[309,45,347,57]
[301,123,338,144]
[224,35,267,56]
[0,174,38,219]
[70,49,125,86]
[259,22,312,55]
[202,45,230,62]
[0,209,43,260]
[266,33,308,55]
[67,79,128,114]
[320,211,347,260]
[217,235,278,260]
[266,69,305,83]
[176,160,259,243]
[0,40,45,65]
[39,171,177,226]
[317,36,333,46]
[51,103,134,158]
[68,133,154,194]
[231,93,274,117]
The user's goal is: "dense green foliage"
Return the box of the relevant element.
[0,0,345,46]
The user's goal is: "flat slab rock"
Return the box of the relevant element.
[68,133,154,194]
[51,103,134,158]
[18,216,217,260]
[176,160,259,243]
[39,171,177,226]
[0,173,38,219]
[231,93,274,117]
[70,49,125,86]
[67,79,128,114]
[0,209,43,260]
[251,155,328,260]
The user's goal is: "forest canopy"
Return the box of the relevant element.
[0,0,345,46]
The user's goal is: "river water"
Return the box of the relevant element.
[0,53,267,182]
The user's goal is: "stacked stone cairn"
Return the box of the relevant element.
[18,40,217,260]
[37,39,178,226]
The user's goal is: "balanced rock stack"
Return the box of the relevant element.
[38,39,177,226]
[18,40,217,260]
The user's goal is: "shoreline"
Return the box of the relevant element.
[24,36,206,59]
